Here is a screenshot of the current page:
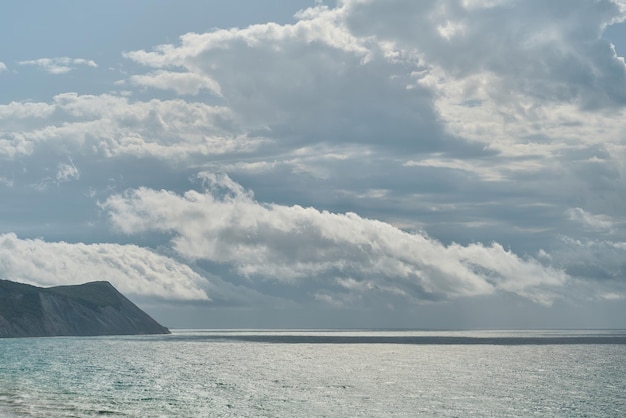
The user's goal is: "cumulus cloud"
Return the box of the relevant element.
[114,0,626,205]
[0,137,35,159]
[0,101,55,120]
[122,5,443,153]
[102,174,567,305]
[19,57,97,74]
[0,233,208,301]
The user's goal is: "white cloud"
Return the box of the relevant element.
[123,6,372,69]
[19,57,97,74]
[0,233,209,301]
[0,92,257,162]
[126,70,222,96]
[0,101,55,119]
[56,159,80,183]
[566,207,615,232]
[0,62,6,72]
[0,137,35,159]
[31,158,81,190]
[102,174,567,305]
[404,157,511,182]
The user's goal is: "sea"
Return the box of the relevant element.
[0,330,625,417]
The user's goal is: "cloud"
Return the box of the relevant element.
[1,0,625,324]
[0,62,6,72]
[31,158,81,191]
[122,5,445,153]
[0,101,55,120]
[0,137,35,159]
[114,1,626,219]
[344,0,626,108]
[55,159,79,183]
[125,70,222,96]
[0,92,255,162]
[19,57,97,74]
[102,174,567,305]
[566,207,615,232]
[0,176,13,188]
[5,1,623,191]
[0,233,209,301]
[551,236,626,300]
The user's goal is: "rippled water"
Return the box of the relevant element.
[1,330,625,417]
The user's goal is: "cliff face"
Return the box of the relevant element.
[0,280,169,338]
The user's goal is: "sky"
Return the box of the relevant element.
[2,0,626,329]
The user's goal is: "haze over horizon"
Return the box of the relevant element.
[2,0,626,329]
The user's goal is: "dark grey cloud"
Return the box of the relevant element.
[345,0,626,108]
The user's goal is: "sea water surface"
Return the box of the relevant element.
[0,330,625,417]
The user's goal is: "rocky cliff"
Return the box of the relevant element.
[0,280,169,338]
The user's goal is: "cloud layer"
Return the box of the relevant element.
[1,0,625,324]
[103,174,567,305]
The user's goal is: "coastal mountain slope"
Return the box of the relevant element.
[0,280,169,338]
